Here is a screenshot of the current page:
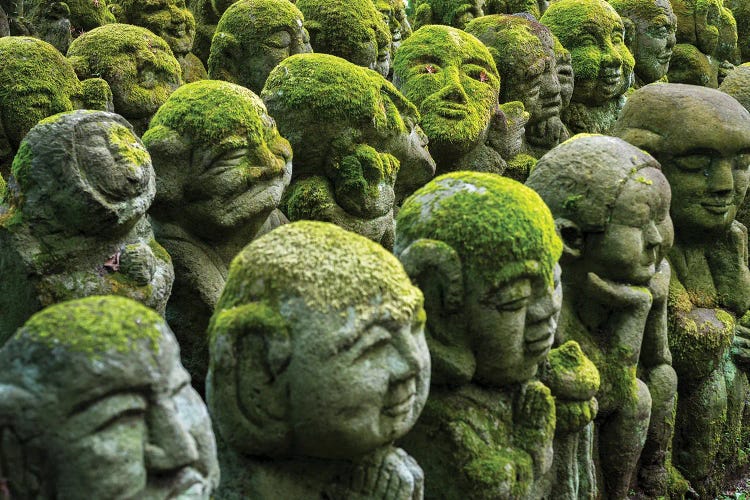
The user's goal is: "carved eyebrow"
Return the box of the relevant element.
[462,56,494,72]
[414,54,445,66]
[67,387,149,418]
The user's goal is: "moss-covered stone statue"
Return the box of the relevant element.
[109,0,207,83]
[208,0,311,95]
[613,83,750,497]
[0,295,219,498]
[142,79,291,392]
[68,23,184,135]
[724,0,750,62]
[0,36,112,176]
[374,0,411,58]
[206,221,429,499]
[610,0,678,87]
[466,14,569,163]
[395,171,569,498]
[554,37,575,115]
[263,53,435,237]
[667,0,737,86]
[541,0,636,134]
[527,134,677,498]
[0,110,174,344]
[296,0,392,78]
[410,0,484,30]
[393,25,505,175]
[185,0,234,64]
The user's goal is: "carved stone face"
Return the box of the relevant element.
[393,25,499,158]
[68,24,183,121]
[466,264,562,385]
[581,167,672,285]
[116,0,197,56]
[542,0,635,106]
[0,296,219,499]
[284,297,430,458]
[554,41,574,108]
[374,0,412,50]
[209,0,312,94]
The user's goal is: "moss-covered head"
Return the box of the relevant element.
[208,0,311,94]
[297,0,391,77]
[109,0,196,57]
[0,37,80,149]
[411,0,484,29]
[68,24,183,121]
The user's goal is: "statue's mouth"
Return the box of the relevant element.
[657,52,672,64]
[432,103,469,119]
[702,201,732,214]
[383,391,416,417]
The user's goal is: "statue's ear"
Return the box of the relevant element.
[622,17,636,49]
[397,238,464,313]
[556,218,583,259]
[206,302,292,457]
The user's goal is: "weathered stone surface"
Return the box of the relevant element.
[0,295,219,498]
[0,110,173,344]
[207,220,428,499]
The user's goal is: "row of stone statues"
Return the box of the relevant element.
[1,0,750,498]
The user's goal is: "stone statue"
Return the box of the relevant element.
[296,0,392,78]
[527,134,675,498]
[410,0,484,30]
[667,0,737,86]
[725,0,749,62]
[393,25,504,175]
[262,53,435,232]
[0,295,219,498]
[613,83,750,497]
[610,0,678,87]
[109,0,207,83]
[186,0,235,64]
[374,0,411,58]
[208,0,311,94]
[142,79,291,392]
[19,0,116,52]
[68,23,184,135]
[554,38,574,114]
[394,171,564,498]
[207,220,429,499]
[0,36,111,176]
[541,0,636,134]
[0,110,174,344]
[466,14,569,163]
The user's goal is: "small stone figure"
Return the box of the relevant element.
[109,0,207,83]
[527,134,674,499]
[186,0,235,64]
[0,295,219,498]
[395,171,563,499]
[68,23,184,135]
[393,25,504,175]
[207,221,429,499]
[610,0,678,87]
[541,0,636,134]
[296,0,392,78]
[21,0,116,52]
[0,110,174,344]
[142,79,291,391]
[725,0,750,62]
[466,14,569,161]
[208,0,311,94]
[613,83,750,497]
[667,0,737,86]
[262,53,435,234]
[411,0,484,30]
[0,36,111,176]
[374,0,412,57]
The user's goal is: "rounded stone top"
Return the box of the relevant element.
[218,220,423,322]
[610,0,672,20]
[395,171,562,287]
[526,133,662,231]
[719,63,750,113]
[216,0,305,41]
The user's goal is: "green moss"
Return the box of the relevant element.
[411,0,481,28]
[505,154,537,182]
[212,0,304,47]
[281,176,338,221]
[546,340,601,396]
[636,175,654,185]
[10,141,33,194]
[109,124,150,168]
[53,0,117,31]
[396,171,562,287]
[563,194,584,210]
[78,77,113,111]
[148,238,172,263]
[144,79,266,148]
[217,220,423,322]
[610,0,671,20]
[16,295,162,357]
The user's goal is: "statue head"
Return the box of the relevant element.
[0,296,219,498]
[68,24,183,126]
[541,0,635,106]
[553,37,575,108]
[0,37,80,150]
[412,0,485,30]
[719,63,750,112]
[393,25,500,167]
[527,134,672,286]
[109,0,196,57]
[610,0,677,84]
[143,80,291,242]
[395,171,562,386]
[297,0,391,78]
[2,110,154,237]
[466,15,562,130]
[263,53,434,209]
[613,83,750,240]
[208,0,312,94]
[207,221,429,459]
[374,0,412,51]
[671,0,736,58]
